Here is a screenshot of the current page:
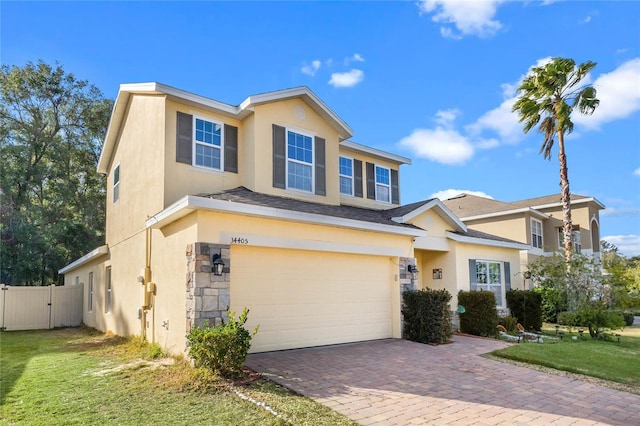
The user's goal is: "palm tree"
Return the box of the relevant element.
[512,58,599,260]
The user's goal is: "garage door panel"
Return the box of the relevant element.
[231,246,393,352]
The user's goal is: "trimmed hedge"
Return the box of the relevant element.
[402,289,452,344]
[623,312,634,327]
[458,290,499,337]
[505,290,543,331]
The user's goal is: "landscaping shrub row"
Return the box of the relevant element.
[458,290,498,337]
[505,289,543,331]
[402,289,452,344]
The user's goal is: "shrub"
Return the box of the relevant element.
[557,304,625,339]
[498,315,518,333]
[458,290,498,337]
[505,290,543,331]
[622,312,635,327]
[186,308,258,377]
[402,289,452,344]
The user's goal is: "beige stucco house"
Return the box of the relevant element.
[443,193,604,288]
[59,83,527,354]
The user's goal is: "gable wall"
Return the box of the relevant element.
[464,214,527,245]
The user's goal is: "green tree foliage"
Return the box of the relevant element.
[0,61,113,285]
[601,240,640,307]
[512,58,599,260]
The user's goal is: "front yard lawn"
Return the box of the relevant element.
[491,327,640,390]
[0,327,356,426]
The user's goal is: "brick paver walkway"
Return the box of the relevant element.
[246,336,640,425]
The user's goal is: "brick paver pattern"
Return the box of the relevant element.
[246,336,640,425]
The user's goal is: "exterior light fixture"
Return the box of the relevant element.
[211,251,225,276]
[407,264,419,280]
[523,271,532,280]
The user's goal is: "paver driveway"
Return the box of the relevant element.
[246,336,640,425]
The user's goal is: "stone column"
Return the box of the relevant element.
[399,257,417,338]
[185,242,231,331]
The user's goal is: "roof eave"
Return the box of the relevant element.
[461,207,548,221]
[58,245,109,274]
[446,232,530,250]
[340,140,412,165]
[392,199,467,232]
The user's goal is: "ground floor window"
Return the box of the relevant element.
[88,272,94,312]
[474,260,503,306]
[105,267,112,313]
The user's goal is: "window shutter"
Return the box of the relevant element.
[366,162,375,200]
[354,159,363,198]
[176,112,193,164]
[504,262,511,292]
[272,124,286,189]
[391,169,399,205]
[469,259,477,291]
[224,124,238,173]
[314,137,326,196]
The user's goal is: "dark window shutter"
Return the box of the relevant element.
[504,262,511,292]
[391,169,399,205]
[314,137,326,196]
[272,124,286,189]
[224,124,238,173]
[354,160,363,198]
[469,259,477,291]
[366,162,375,200]
[176,112,193,164]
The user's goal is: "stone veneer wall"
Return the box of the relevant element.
[185,243,231,331]
[399,257,417,338]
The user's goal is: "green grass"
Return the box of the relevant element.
[0,327,356,425]
[492,328,640,388]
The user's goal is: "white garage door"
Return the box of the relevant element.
[230,246,394,353]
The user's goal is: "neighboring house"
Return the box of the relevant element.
[443,193,604,288]
[59,83,527,354]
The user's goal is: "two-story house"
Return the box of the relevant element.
[443,193,604,288]
[59,83,527,354]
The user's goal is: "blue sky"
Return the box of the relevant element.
[3,1,639,255]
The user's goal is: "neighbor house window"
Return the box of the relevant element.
[531,219,543,249]
[287,130,313,192]
[105,267,112,313]
[475,261,503,306]
[558,228,581,253]
[339,156,353,196]
[88,272,94,312]
[375,166,390,203]
[113,164,120,203]
[194,117,223,169]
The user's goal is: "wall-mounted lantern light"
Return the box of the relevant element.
[407,264,419,280]
[523,271,532,280]
[212,251,225,276]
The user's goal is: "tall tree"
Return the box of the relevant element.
[0,61,113,285]
[512,58,599,260]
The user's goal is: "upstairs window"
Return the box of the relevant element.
[531,219,543,249]
[194,118,222,169]
[113,164,120,203]
[287,130,313,192]
[558,228,582,253]
[375,166,390,203]
[339,156,353,196]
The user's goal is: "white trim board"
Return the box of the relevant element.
[58,245,109,274]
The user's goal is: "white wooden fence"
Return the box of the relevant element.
[0,284,83,331]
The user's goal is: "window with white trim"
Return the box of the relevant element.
[339,156,353,195]
[558,228,582,253]
[287,130,313,192]
[105,266,112,314]
[375,165,390,203]
[88,272,94,312]
[194,117,223,169]
[475,261,503,306]
[531,219,543,249]
[113,164,120,203]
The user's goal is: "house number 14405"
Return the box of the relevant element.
[230,237,249,244]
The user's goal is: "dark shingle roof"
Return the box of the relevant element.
[199,187,422,230]
[449,228,525,245]
[508,193,589,208]
[441,194,520,217]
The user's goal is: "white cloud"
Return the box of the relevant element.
[345,53,365,65]
[634,168,640,177]
[398,127,474,165]
[429,189,494,201]
[573,58,640,130]
[601,234,640,257]
[301,60,321,76]
[435,108,461,128]
[328,69,364,88]
[579,15,592,24]
[616,48,629,55]
[417,0,504,39]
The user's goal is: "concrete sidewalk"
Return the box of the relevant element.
[246,336,640,425]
